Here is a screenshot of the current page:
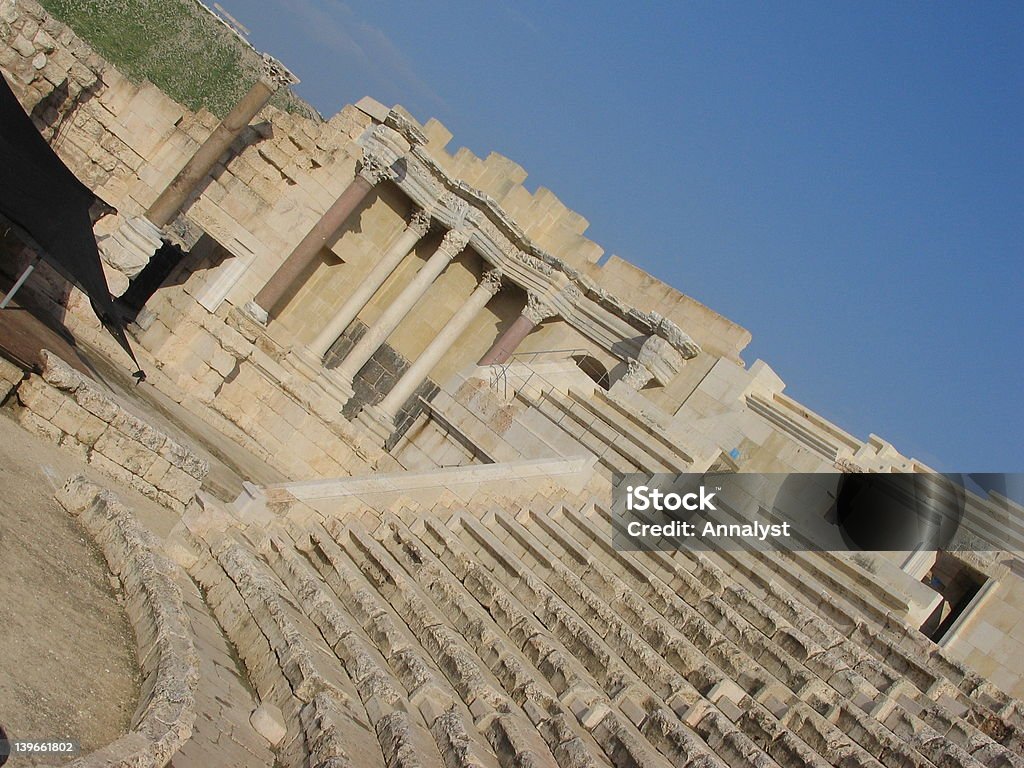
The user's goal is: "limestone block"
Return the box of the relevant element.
[159,437,209,481]
[40,350,84,391]
[16,374,63,420]
[50,397,90,436]
[112,409,167,452]
[89,449,140,489]
[160,465,201,504]
[250,702,287,746]
[143,456,171,486]
[209,346,237,377]
[12,34,34,58]
[94,429,158,476]
[74,381,119,421]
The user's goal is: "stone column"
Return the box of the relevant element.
[246,153,394,323]
[334,228,470,396]
[370,269,503,424]
[308,208,431,359]
[146,55,296,227]
[477,291,556,365]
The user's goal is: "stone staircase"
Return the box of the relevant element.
[168,481,1024,768]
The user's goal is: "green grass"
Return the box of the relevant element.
[38,0,318,119]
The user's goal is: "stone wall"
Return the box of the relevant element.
[327,319,440,437]
[1,0,745,403]
[131,287,390,479]
[12,351,209,513]
[55,476,198,768]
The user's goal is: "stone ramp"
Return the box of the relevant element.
[168,483,1023,768]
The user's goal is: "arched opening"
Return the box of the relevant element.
[573,354,610,390]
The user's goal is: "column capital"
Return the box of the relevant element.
[620,358,654,390]
[480,268,504,296]
[357,153,395,185]
[438,228,471,257]
[258,54,299,89]
[407,208,432,237]
[522,291,557,324]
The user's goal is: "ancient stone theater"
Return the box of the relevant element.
[0,1,1022,766]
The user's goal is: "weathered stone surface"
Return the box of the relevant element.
[250,702,287,745]
[54,476,198,768]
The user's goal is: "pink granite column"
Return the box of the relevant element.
[478,291,555,365]
[248,154,393,322]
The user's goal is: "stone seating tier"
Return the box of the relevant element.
[173,489,1023,768]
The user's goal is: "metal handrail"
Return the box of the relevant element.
[487,347,587,399]
[483,347,618,463]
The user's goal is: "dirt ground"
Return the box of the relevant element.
[0,412,139,766]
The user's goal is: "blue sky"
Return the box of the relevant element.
[221,0,1022,471]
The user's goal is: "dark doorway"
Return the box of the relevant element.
[115,240,185,320]
[919,551,986,642]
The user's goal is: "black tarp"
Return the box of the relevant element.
[0,72,143,375]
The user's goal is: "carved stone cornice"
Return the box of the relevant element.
[258,54,299,89]
[834,458,863,473]
[363,131,707,363]
[357,153,395,185]
[480,268,504,296]
[621,359,654,390]
[406,208,432,237]
[626,311,701,359]
[560,284,583,305]
[522,292,557,325]
[384,108,428,147]
[438,191,471,229]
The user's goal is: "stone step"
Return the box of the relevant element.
[516,510,894,758]
[589,388,696,468]
[452,510,794,768]
[544,506,1006,766]
[374,512,613,768]
[543,388,677,473]
[513,397,597,460]
[193,535,381,768]
[412,514,686,767]
[517,388,638,475]
[170,572,276,768]
[424,391,520,463]
[485,508,827,768]
[304,523,500,768]
[262,534,448,768]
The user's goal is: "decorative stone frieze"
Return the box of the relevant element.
[357,152,396,185]
[620,358,654,390]
[438,191,472,229]
[407,207,433,237]
[384,107,428,147]
[560,283,583,305]
[522,291,557,325]
[637,334,686,386]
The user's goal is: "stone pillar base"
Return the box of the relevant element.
[285,346,355,408]
[98,215,163,282]
[356,403,396,443]
[241,300,269,326]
